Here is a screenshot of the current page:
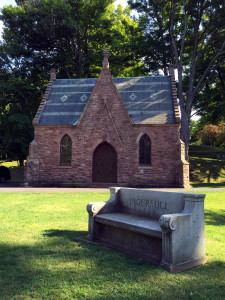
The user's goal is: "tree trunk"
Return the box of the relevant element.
[180,107,191,161]
[76,33,82,78]
[19,159,24,166]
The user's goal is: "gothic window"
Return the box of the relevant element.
[139,134,151,165]
[60,134,72,165]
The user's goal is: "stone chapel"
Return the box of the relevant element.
[25,49,189,187]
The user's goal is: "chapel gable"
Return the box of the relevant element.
[25,49,189,188]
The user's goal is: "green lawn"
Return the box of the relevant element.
[189,144,225,186]
[0,192,224,300]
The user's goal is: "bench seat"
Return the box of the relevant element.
[87,187,206,273]
[95,213,162,238]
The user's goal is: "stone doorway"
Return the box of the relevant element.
[92,142,117,183]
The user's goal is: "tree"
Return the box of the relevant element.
[127,0,173,75]
[128,0,225,159]
[197,124,219,147]
[0,1,146,163]
[0,113,33,166]
[1,0,145,79]
[103,4,147,77]
[197,122,225,148]
[193,64,225,125]
[189,119,203,143]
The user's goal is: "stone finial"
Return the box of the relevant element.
[168,64,175,78]
[50,68,56,81]
[102,48,110,69]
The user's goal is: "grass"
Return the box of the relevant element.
[0,191,224,300]
[189,144,225,186]
[190,157,225,184]
[189,144,225,158]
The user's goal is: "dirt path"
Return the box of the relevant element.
[0,186,225,193]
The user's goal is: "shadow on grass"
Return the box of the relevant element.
[0,230,225,299]
[43,229,85,242]
[191,182,225,188]
[190,157,225,183]
[204,210,225,226]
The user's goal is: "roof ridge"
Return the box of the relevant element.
[52,75,170,81]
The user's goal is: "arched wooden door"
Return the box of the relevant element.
[92,142,117,183]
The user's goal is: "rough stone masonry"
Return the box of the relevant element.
[25,49,189,187]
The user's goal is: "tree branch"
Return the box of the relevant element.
[187,0,204,103]
[180,0,188,64]
[190,40,225,105]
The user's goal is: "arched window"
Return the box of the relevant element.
[60,134,72,165]
[139,134,151,165]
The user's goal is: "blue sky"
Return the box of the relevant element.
[0,0,16,8]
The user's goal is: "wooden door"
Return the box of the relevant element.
[93,142,117,183]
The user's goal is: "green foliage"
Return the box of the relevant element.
[197,124,220,146]
[0,68,46,117]
[0,191,224,299]
[128,0,225,159]
[197,122,225,148]
[0,161,25,182]
[128,0,172,75]
[0,0,146,162]
[0,113,33,165]
[194,65,225,124]
[189,119,203,143]
[0,0,144,79]
[0,166,11,182]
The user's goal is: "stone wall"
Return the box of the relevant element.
[29,123,186,187]
[25,59,189,187]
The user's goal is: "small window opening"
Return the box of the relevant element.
[139,134,151,165]
[60,134,72,165]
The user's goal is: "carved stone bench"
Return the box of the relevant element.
[87,187,206,273]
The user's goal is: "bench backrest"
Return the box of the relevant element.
[118,188,185,220]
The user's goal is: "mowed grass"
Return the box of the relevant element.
[189,144,225,186]
[0,192,224,300]
[190,157,225,184]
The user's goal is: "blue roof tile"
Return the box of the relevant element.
[38,76,175,125]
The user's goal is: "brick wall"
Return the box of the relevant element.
[25,63,189,187]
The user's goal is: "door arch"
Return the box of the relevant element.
[92,142,117,183]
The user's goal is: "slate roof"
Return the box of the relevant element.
[37,76,176,125]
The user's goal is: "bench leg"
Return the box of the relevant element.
[87,214,95,240]
[160,229,206,273]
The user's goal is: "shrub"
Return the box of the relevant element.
[197,122,225,148]
[197,124,219,146]
[217,121,225,148]
[0,166,11,183]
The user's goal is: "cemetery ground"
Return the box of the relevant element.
[0,191,224,299]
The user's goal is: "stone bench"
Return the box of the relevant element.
[86,187,206,273]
